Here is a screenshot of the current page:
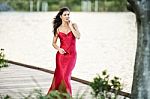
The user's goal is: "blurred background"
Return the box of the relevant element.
[0,0,127,12]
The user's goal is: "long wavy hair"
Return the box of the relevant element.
[53,7,70,36]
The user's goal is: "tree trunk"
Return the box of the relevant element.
[127,0,150,99]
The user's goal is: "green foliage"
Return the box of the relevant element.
[7,0,29,11]
[0,89,89,99]
[0,49,8,69]
[0,94,12,99]
[47,90,71,99]
[21,89,72,99]
[73,89,88,99]
[0,0,126,12]
[90,70,123,99]
[97,0,127,11]
[0,89,84,99]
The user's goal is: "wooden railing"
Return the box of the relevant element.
[6,59,131,98]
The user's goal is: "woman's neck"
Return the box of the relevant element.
[61,21,68,27]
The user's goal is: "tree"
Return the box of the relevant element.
[127,0,150,99]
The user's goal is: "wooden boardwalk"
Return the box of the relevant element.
[0,63,91,99]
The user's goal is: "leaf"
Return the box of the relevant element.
[102,70,107,76]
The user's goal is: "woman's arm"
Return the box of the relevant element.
[52,33,60,50]
[69,21,80,39]
[52,32,66,54]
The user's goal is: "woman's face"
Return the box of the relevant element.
[60,11,70,22]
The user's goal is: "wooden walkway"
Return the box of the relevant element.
[0,60,131,99]
[0,63,91,99]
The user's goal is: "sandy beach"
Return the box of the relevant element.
[0,12,137,93]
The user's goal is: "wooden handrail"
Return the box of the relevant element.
[5,60,90,85]
[5,59,131,98]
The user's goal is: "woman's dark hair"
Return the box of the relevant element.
[53,7,70,36]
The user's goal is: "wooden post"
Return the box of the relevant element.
[36,0,40,11]
[42,1,48,12]
[29,0,33,12]
[87,0,91,12]
[95,0,99,12]
[81,0,88,11]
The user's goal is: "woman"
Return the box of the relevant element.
[47,7,80,96]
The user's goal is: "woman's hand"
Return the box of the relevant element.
[68,21,80,39]
[58,48,66,54]
[68,20,73,28]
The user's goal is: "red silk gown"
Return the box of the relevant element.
[47,31,77,95]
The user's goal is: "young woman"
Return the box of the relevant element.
[47,7,80,96]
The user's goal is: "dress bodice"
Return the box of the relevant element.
[58,31,76,54]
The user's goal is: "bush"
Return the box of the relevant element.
[0,48,8,69]
[0,89,72,99]
[90,70,123,99]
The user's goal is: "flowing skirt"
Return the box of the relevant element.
[47,51,77,95]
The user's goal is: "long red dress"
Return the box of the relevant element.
[47,31,77,95]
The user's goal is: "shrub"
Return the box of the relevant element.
[90,70,123,99]
[0,48,8,69]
